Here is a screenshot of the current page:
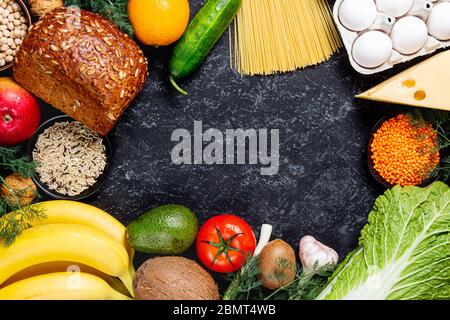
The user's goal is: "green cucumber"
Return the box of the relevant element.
[169,0,243,95]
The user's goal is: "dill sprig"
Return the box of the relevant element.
[0,202,46,246]
[0,147,45,246]
[223,256,335,300]
[0,146,37,178]
[421,110,450,182]
[223,256,263,300]
[421,110,450,150]
[432,112,450,150]
[65,0,134,36]
[435,155,450,182]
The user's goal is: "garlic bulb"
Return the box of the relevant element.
[299,236,338,275]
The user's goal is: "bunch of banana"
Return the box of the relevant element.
[0,201,135,300]
[0,273,131,300]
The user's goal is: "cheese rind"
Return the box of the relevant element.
[356,50,450,111]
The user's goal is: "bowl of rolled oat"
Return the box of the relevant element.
[27,115,112,200]
[0,0,31,71]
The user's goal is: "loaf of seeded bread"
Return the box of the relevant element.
[13,7,148,136]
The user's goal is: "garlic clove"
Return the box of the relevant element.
[299,235,338,275]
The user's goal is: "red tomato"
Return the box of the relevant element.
[196,214,256,273]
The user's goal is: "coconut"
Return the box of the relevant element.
[134,256,220,300]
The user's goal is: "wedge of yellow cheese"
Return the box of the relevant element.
[356,50,450,111]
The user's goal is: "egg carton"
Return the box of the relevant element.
[333,0,450,74]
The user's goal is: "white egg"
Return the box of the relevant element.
[339,0,377,32]
[390,16,428,55]
[375,0,414,17]
[427,2,450,41]
[352,31,393,68]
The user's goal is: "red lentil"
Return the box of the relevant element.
[371,114,440,186]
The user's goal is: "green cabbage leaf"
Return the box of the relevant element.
[317,182,450,300]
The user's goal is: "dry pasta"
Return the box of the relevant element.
[230,0,342,75]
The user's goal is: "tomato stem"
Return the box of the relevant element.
[202,227,244,268]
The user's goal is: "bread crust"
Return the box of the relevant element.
[13,7,148,136]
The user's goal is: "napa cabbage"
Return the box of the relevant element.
[317,182,450,300]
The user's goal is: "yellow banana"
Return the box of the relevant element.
[5,200,131,253]
[3,200,136,292]
[0,272,131,300]
[1,261,130,296]
[0,223,134,296]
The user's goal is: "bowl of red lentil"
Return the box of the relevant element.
[368,113,441,188]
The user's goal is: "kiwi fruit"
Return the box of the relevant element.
[258,239,297,290]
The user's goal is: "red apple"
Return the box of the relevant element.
[0,77,41,146]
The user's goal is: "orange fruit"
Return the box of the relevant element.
[128,0,190,46]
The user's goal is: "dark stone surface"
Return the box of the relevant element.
[1,0,423,290]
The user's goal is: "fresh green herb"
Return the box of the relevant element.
[64,0,134,36]
[264,264,335,301]
[0,199,46,246]
[424,110,450,150]
[223,255,334,300]
[0,147,37,178]
[223,256,262,300]
[421,110,450,181]
[439,156,450,181]
[0,147,45,246]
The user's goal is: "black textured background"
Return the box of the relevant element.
[1,0,424,291]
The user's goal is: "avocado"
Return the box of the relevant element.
[127,204,198,255]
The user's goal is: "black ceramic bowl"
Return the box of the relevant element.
[27,115,112,200]
[367,114,440,189]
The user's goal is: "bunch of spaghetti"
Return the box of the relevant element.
[230,0,342,75]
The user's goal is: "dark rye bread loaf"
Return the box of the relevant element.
[13,7,148,136]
